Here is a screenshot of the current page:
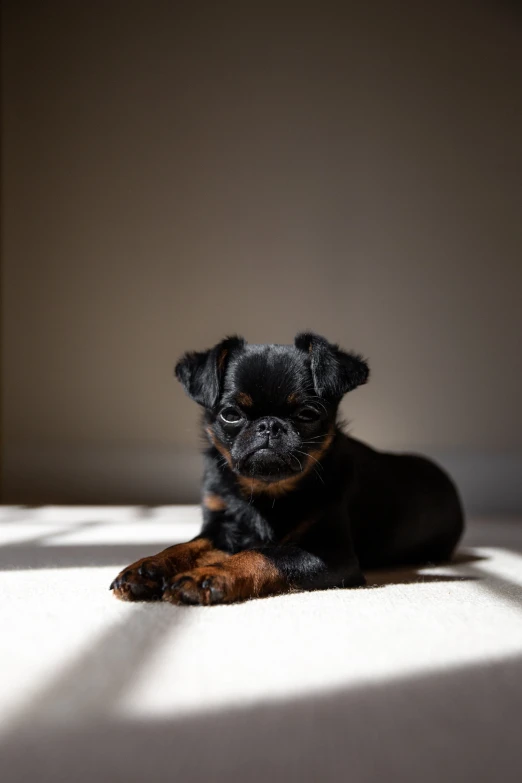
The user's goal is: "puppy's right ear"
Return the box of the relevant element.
[175,335,246,409]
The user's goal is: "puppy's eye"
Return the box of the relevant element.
[295,407,321,422]
[220,407,243,424]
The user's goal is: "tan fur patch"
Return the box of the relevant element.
[195,549,232,567]
[237,473,306,498]
[168,551,286,604]
[237,392,253,407]
[287,392,299,404]
[206,426,233,468]
[160,537,217,570]
[217,348,228,370]
[226,550,286,597]
[203,493,227,512]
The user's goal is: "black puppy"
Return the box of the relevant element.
[111,332,464,605]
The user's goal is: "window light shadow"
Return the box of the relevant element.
[1,650,521,783]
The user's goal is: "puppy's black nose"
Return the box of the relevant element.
[257,418,283,438]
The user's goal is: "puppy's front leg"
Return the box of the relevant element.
[162,541,365,606]
[110,537,230,602]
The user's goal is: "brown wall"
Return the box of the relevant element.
[2,1,522,507]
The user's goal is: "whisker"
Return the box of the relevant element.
[295,449,325,471]
[290,453,303,471]
[313,466,325,485]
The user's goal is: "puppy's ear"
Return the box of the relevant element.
[295,332,369,399]
[175,335,246,408]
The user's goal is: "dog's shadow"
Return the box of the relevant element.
[364,551,485,588]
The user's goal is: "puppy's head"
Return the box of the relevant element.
[175,332,369,491]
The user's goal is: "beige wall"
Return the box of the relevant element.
[2,1,522,506]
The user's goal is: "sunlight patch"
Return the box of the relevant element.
[117,562,522,719]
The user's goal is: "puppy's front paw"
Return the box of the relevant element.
[162,566,228,606]
[110,557,168,602]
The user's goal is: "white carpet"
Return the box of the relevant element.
[1,506,522,782]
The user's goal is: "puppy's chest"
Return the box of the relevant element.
[211,495,320,552]
[249,495,323,545]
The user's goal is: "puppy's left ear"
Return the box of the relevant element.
[295,332,369,400]
[175,335,246,409]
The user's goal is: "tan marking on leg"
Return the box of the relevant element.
[226,550,286,598]
[203,493,227,512]
[163,550,287,605]
[195,549,232,567]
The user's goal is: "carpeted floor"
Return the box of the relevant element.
[1,506,522,782]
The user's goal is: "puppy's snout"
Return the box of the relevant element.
[257,417,284,439]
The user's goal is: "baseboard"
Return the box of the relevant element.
[1,443,204,505]
[2,442,522,514]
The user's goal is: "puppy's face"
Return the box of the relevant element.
[211,345,333,482]
[176,333,369,488]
